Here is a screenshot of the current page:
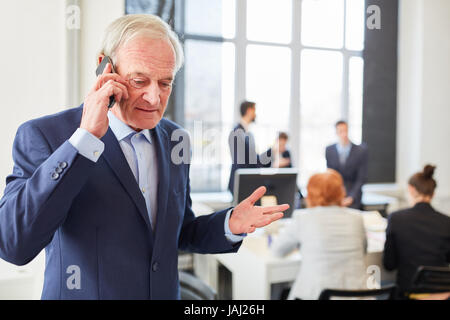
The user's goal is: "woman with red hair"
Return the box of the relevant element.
[271,169,368,299]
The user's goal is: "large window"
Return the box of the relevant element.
[127,0,366,191]
[299,0,364,184]
[179,0,365,191]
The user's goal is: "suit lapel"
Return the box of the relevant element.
[152,124,170,243]
[101,128,153,234]
[332,144,344,170]
[344,143,355,169]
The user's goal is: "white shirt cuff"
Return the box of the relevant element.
[224,208,247,243]
[69,128,105,163]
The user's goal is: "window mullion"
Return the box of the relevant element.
[342,52,350,121]
[291,0,302,175]
[234,0,247,124]
[342,0,349,121]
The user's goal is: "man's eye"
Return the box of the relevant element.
[130,79,148,88]
[160,82,172,88]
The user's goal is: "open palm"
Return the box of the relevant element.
[229,186,290,234]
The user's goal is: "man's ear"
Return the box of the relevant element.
[97,54,105,66]
[407,184,418,198]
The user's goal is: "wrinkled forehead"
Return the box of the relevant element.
[114,36,176,77]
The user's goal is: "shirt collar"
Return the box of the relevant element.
[107,111,152,144]
[337,142,351,152]
[239,120,249,132]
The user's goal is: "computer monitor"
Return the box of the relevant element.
[233,168,298,218]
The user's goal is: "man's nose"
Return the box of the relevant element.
[142,82,160,106]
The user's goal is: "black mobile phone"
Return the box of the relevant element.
[95,56,116,108]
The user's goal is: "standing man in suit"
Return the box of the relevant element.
[228,101,266,194]
[0,14,288,299]
[325,120,368,209]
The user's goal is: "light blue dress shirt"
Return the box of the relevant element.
[336,142,352,166]
[68,112,244,242]
[107,112,158,229]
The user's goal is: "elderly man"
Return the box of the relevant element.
[0,14,288,299]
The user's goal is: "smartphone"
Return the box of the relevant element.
[95,56,116,108]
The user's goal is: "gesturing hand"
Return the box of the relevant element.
[341,196,354,207]
[228,186,290,235]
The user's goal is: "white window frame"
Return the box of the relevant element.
[179,0,364,191]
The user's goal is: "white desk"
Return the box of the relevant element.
[0,251,44,300]
[194,210,396,300]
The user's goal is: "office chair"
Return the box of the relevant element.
[179,271,217,300]
[406,266,450,299]
[318,285,397,300]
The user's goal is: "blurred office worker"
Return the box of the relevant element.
[271,169,368,300]
[0,14,288,299]
[228,100,264,194]
[326,120,368,209]
[262,132,292,168]
[383,165,450,299]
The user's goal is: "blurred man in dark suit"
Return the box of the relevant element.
[228,101,263,194]
[325,120,368,209]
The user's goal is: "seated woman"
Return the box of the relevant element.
[262,132,292,168]
[383,165,450,299]
[271,169,368,300]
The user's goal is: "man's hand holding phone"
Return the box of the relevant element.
[80,58,129,139]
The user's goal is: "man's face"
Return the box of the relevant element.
[111,36,176,131]
[249,106,256,123]
[336,123,349,143]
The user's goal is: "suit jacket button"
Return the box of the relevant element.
[58,161,68,169]
[55,167,63,174]
[152,262,159,272]
[51,172,59,180]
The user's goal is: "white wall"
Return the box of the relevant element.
[0,1,67,192]
[0,0,125,299]
[397,0,450,214]
[0,0,68,299]
[79,0,124,101]
[0,1,124,193]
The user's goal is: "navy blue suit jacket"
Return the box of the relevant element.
[325,143,368,209]
[0,106,241,299]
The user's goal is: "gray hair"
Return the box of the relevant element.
[98,14,184,73]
